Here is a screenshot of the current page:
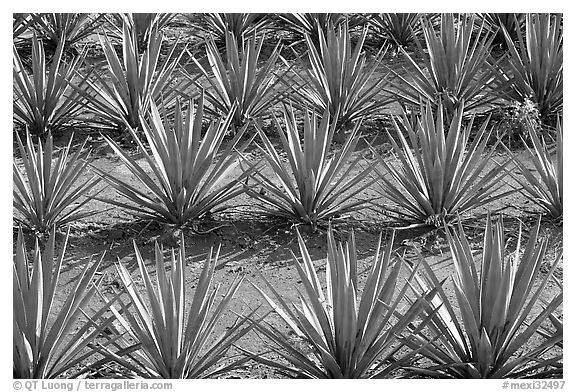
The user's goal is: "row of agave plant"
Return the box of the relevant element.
[13,93,563,235]
[13,13,563,136]
[14,215,562,379]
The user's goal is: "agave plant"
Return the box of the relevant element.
[497,13,562,121]
[537,270,563,356]
[108,13,177,51]
[28,13,106,53]
[538,273,563,355]
[371,102,512,226]
[13,13,32,40]
[78,17,189,133]
[193,29,287,128]
[389,13,499,115]
[505,119,562,219]
[286,21,392,129]
[276,13,350,49]
[367,13,422,49]
[404,215,563,378]
[247,226,435,378]
[13,131,100,233]
[194,13,271,45]
[245,106,374,230]
[13,33,88,136]
[95,237,254,378]
[483,13,526,49]
[13,227,116,378]
[94,93,252,226]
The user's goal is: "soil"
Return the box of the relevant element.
[13,128,563,379]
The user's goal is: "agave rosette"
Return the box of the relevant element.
[193,29,287,127]
[389,13,499,114]
[403,215,563,378]
[247,226,435,378]
[108,13,177,48]
[96,238,254,378]
[496,13,562,120]
[13,33,88,136]
[79,17,191,132]
[367,13,423,49]
[13,227,116,378]
[245,105,374,230]
[275,13,351,48]
[28,13,106,51]
[286,21,391,128]
[505,119,562,219]
[94,92,253,226]
[195,13,271,44]
[371,102,513,226]
[13,131,100,233]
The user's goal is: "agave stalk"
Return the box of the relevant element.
[245,106,374,230]
[404,215,563,378]
[247,226,435,378]
[497,13,563,121]
[99,237,254,378]
[371,102,513,226]
[13,131,100,233]
[78,17,189,133]
[286,21,392,128]
[13,33,88,136]
[505,119,562,219]
[367,13,422,49]
[193,29,287,127]
[94,93,253,226]
[13,227,117,378]
[389,13,499,115]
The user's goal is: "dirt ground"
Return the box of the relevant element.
[12,124,563,378]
